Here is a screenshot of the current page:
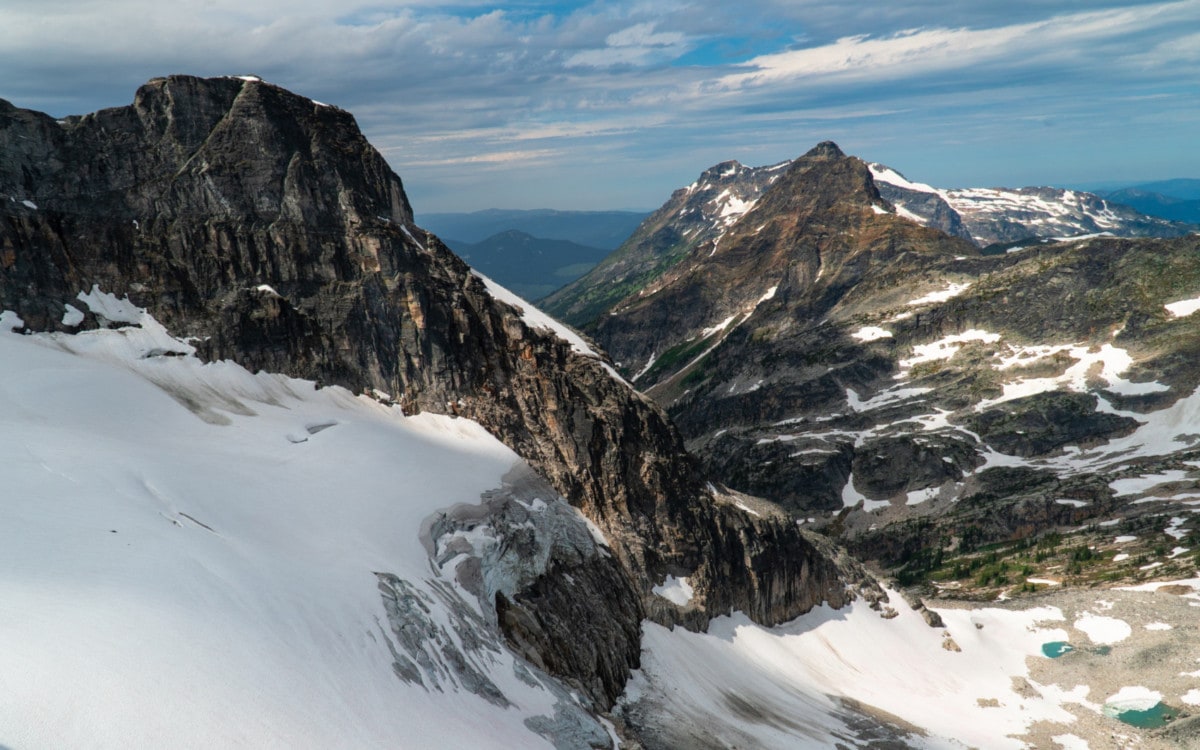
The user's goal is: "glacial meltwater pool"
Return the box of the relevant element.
[1103,701,1178,729]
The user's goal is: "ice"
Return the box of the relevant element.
[980,341,1167,410]
[846,386,930,413]
[842,473,889,512]
[631,351,658,382]
[906,486,940,505]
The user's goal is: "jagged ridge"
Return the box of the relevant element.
[0,76,867,707]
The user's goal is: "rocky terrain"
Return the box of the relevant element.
[868,164,1198,248]
[543,157,791,327]
[0,76,873,724]
[563,142,1200,606]
[546,151,1196,333]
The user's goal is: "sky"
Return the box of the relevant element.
[2,1,1198,214]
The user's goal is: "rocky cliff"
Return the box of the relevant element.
[0,76,867,708]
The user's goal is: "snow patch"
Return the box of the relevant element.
[652,575,694,607]
[1165,296,1200,318]
[906,282,971,307]
[1103,686,1161,712]
[899,329,1000,370]
[851,326,892,342]
[1073,614,1131,644]
[624,588,1074,750]
[61,304,84,327]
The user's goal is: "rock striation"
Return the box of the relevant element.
[0,76,867,708]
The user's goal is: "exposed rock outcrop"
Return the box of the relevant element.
[0,76,865,707]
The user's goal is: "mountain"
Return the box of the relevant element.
[542,158,791,327]
[582,141,1200,602]
[868,164,1198,247]
[6,80,1200,749]
[1095,187,1200,225]
[0,77,872,746]
[545,154,1196,332]
[441,229,611,301]
[1118,178,1200,201]
[417,208,649,250]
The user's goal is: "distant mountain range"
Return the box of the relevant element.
[1094,179,1200,225]
[441,229,613,300]
[869,165,1197,248]
[417,208,649,250]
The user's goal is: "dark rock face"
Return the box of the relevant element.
[969,392,1140,458]
[1,76,863,707]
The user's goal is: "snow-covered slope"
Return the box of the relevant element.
[869,163,1197,247]
[623,589,1076,749]
[0,296,614,748]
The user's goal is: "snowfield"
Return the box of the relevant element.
[621,589,1079,749]
[0,296,596,749]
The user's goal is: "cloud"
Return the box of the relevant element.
[2,1,1199,211]
[713,0,1200,91]
[566,21,692,67]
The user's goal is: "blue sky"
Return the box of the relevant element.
[2,1,1198,213]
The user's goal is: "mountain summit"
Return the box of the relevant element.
[590,141,975,391]
[580,140,1200,611]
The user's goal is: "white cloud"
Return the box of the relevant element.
[2,0,1199,212]
[713,0,1200,90]
[566,21,692,68]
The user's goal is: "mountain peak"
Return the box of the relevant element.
[803,141,846,160]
